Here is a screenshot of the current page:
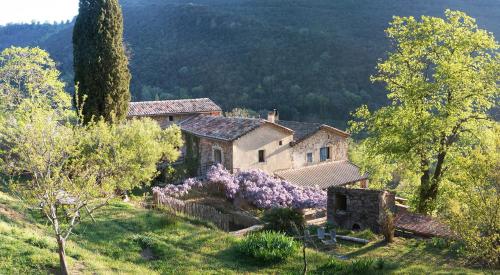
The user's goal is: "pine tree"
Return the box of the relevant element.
[73,0,131,123]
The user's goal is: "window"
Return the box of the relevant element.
[279,140,283,146]
[213,149,222,164]
[320,147,330,162]
[335,193,347,211]
[168,115,174,121]
[258,150,265,163]
[306,152,313,163]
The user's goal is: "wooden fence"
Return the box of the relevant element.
[153,192,231,231]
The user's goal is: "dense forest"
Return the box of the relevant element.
[1,0,498,126]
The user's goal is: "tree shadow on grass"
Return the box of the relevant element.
[71,209,179,253]
[343,238,457,268]
[214,245,285,273]
[344,240,387,258]
[71,205,236,267]
[155,228,285,273]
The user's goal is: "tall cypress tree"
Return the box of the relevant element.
[73,0,131,123]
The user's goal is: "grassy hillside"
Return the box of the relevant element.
[0,190,491,274]
[0,0,499,125]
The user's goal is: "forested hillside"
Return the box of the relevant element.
[1,0,498,125]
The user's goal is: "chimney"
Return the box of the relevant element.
[267,109,279,123]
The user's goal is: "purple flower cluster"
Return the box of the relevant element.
[208,165,326,209]
[153,165,326,209]
[206,164,239,198]
[152,177,202,198]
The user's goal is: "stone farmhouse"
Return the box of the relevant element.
[128,98,368,190]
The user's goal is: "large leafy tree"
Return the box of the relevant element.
[0,47,183,274]
[350,10,499,214]
[73,0,131,123]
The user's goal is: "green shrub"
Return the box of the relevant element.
[262,208,305,235]
[314,258,388,275]
[238,231,299,263]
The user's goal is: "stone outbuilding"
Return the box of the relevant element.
[327,187,395,233]
[327,186,454,238]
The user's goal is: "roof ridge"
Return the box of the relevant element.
[277,120,322,125]
[129,97,211,104]
[196,115,266,123]
[319,124,350,136]
[277,120,348,134]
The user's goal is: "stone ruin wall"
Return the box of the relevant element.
[327,187,395,233]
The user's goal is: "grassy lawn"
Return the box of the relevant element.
[0,190,492,274]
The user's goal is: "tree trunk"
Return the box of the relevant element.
[56,235,69,275]
[417,151,446,214]
[302,240,307,275]
[417,167,432,214]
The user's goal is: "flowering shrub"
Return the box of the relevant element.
[152,177,202,198]
[206,164,239,198]
[208,164,326,209]
[153,164,326,209]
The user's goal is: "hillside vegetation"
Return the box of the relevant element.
[0,0,498,125]
[0,190,491,274]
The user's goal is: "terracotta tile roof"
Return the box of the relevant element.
[395,211,454,238]
[276,120,349,144]
[275,161,368,189]
[128,98,221,117]
[179,115,293,141]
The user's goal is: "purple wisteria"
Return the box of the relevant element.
[208,164,326,209]
[206,164,239,199]
[153,164,326,209]
[152,177,202,198]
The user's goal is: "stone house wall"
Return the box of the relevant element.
[327,187,395,233]
[198,137,233,174]
[138,114,189,128]
[291,129,348,169]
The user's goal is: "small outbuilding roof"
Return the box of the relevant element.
[276,120,349,144]
[394,212,454,238]
[128,98,221,117]
[275,161,368,189]
[179,115,293,141]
